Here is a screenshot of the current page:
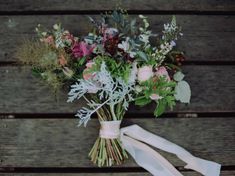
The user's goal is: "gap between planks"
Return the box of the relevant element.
[1,112,235,119]
[1,10,235,16]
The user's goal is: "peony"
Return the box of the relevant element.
[155,66,170,81]
[72,41,95,58]
[137,65,153,82]
[150,94,163,100]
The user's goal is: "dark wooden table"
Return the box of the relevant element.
[0,1,235,175]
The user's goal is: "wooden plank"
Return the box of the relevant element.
[0,118,234,168]
[0,0,234,12]
[1,65,235,114]
[0,65,235,114]
[0,171,235,176]
[1,15,235,62]
[0,174,151,176]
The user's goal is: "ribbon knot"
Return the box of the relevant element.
[99,120,221,176]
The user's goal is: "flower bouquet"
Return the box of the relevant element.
[17,10,221,176]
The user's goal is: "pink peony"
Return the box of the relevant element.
[137,65,153,82]
[150,94,163,100]
[72,41,95,58]
[155,66,170,81]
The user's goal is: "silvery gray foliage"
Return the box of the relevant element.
[68,62,135,127]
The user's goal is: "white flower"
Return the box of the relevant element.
[139,15,145,19]
[135,85,143,93]
[139,34,149,45]
[150,94,163,100]
[128,62,138,84]
[170,41,176,47]
[53,24,59,30]
[137,65,153,82]
[129,51,136,58]
[118,39,130,52]
[118,38,136,58]
[105,28,118,36]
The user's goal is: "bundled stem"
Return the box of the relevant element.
[88,103,128,167]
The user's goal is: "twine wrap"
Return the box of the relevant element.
[99,120,121,139]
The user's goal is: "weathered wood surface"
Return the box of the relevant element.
[0,65,235,113]
[1,0,234,12]
[1,15,235,62]
[1,172,235,176]
[0,1,234,176]
[0,118,234,167]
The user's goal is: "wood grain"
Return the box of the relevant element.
[1,15,235,62]
[0,65,235,113]
[1,0,234,12]
[0,171,235,176]
[0,118,234,168]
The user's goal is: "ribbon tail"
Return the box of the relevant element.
[120,124,221,176]
[121,135,183,176]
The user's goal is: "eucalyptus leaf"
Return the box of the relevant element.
[137,51,148,61]
[174,80,191,103]
[173,71,185,82]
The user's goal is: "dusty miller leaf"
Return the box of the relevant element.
[174,80,191,103]
[173,71,185,82]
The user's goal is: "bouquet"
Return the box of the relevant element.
[17,9,220,176]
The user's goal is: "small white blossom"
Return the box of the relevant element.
[118,38,136,58]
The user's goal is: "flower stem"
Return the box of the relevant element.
[110,104,117,121]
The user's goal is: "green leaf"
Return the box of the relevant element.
[174,80,191,103]
[154,99,166,117]
[31,68,43,78]
[173,71,185,82]
[171,15,176,26]
[78,57,86,66]
[135,97,151,106]
[137,51,148,61]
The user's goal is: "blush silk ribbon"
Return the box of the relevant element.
[99,120,221,176]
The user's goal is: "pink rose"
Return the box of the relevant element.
[83,61,96,80]
[83,71,94,80]
[150,94,163,100]
[86,62,95,68]
[72,41,95,58]
[155,66,170,81]
[137,65,153,82]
